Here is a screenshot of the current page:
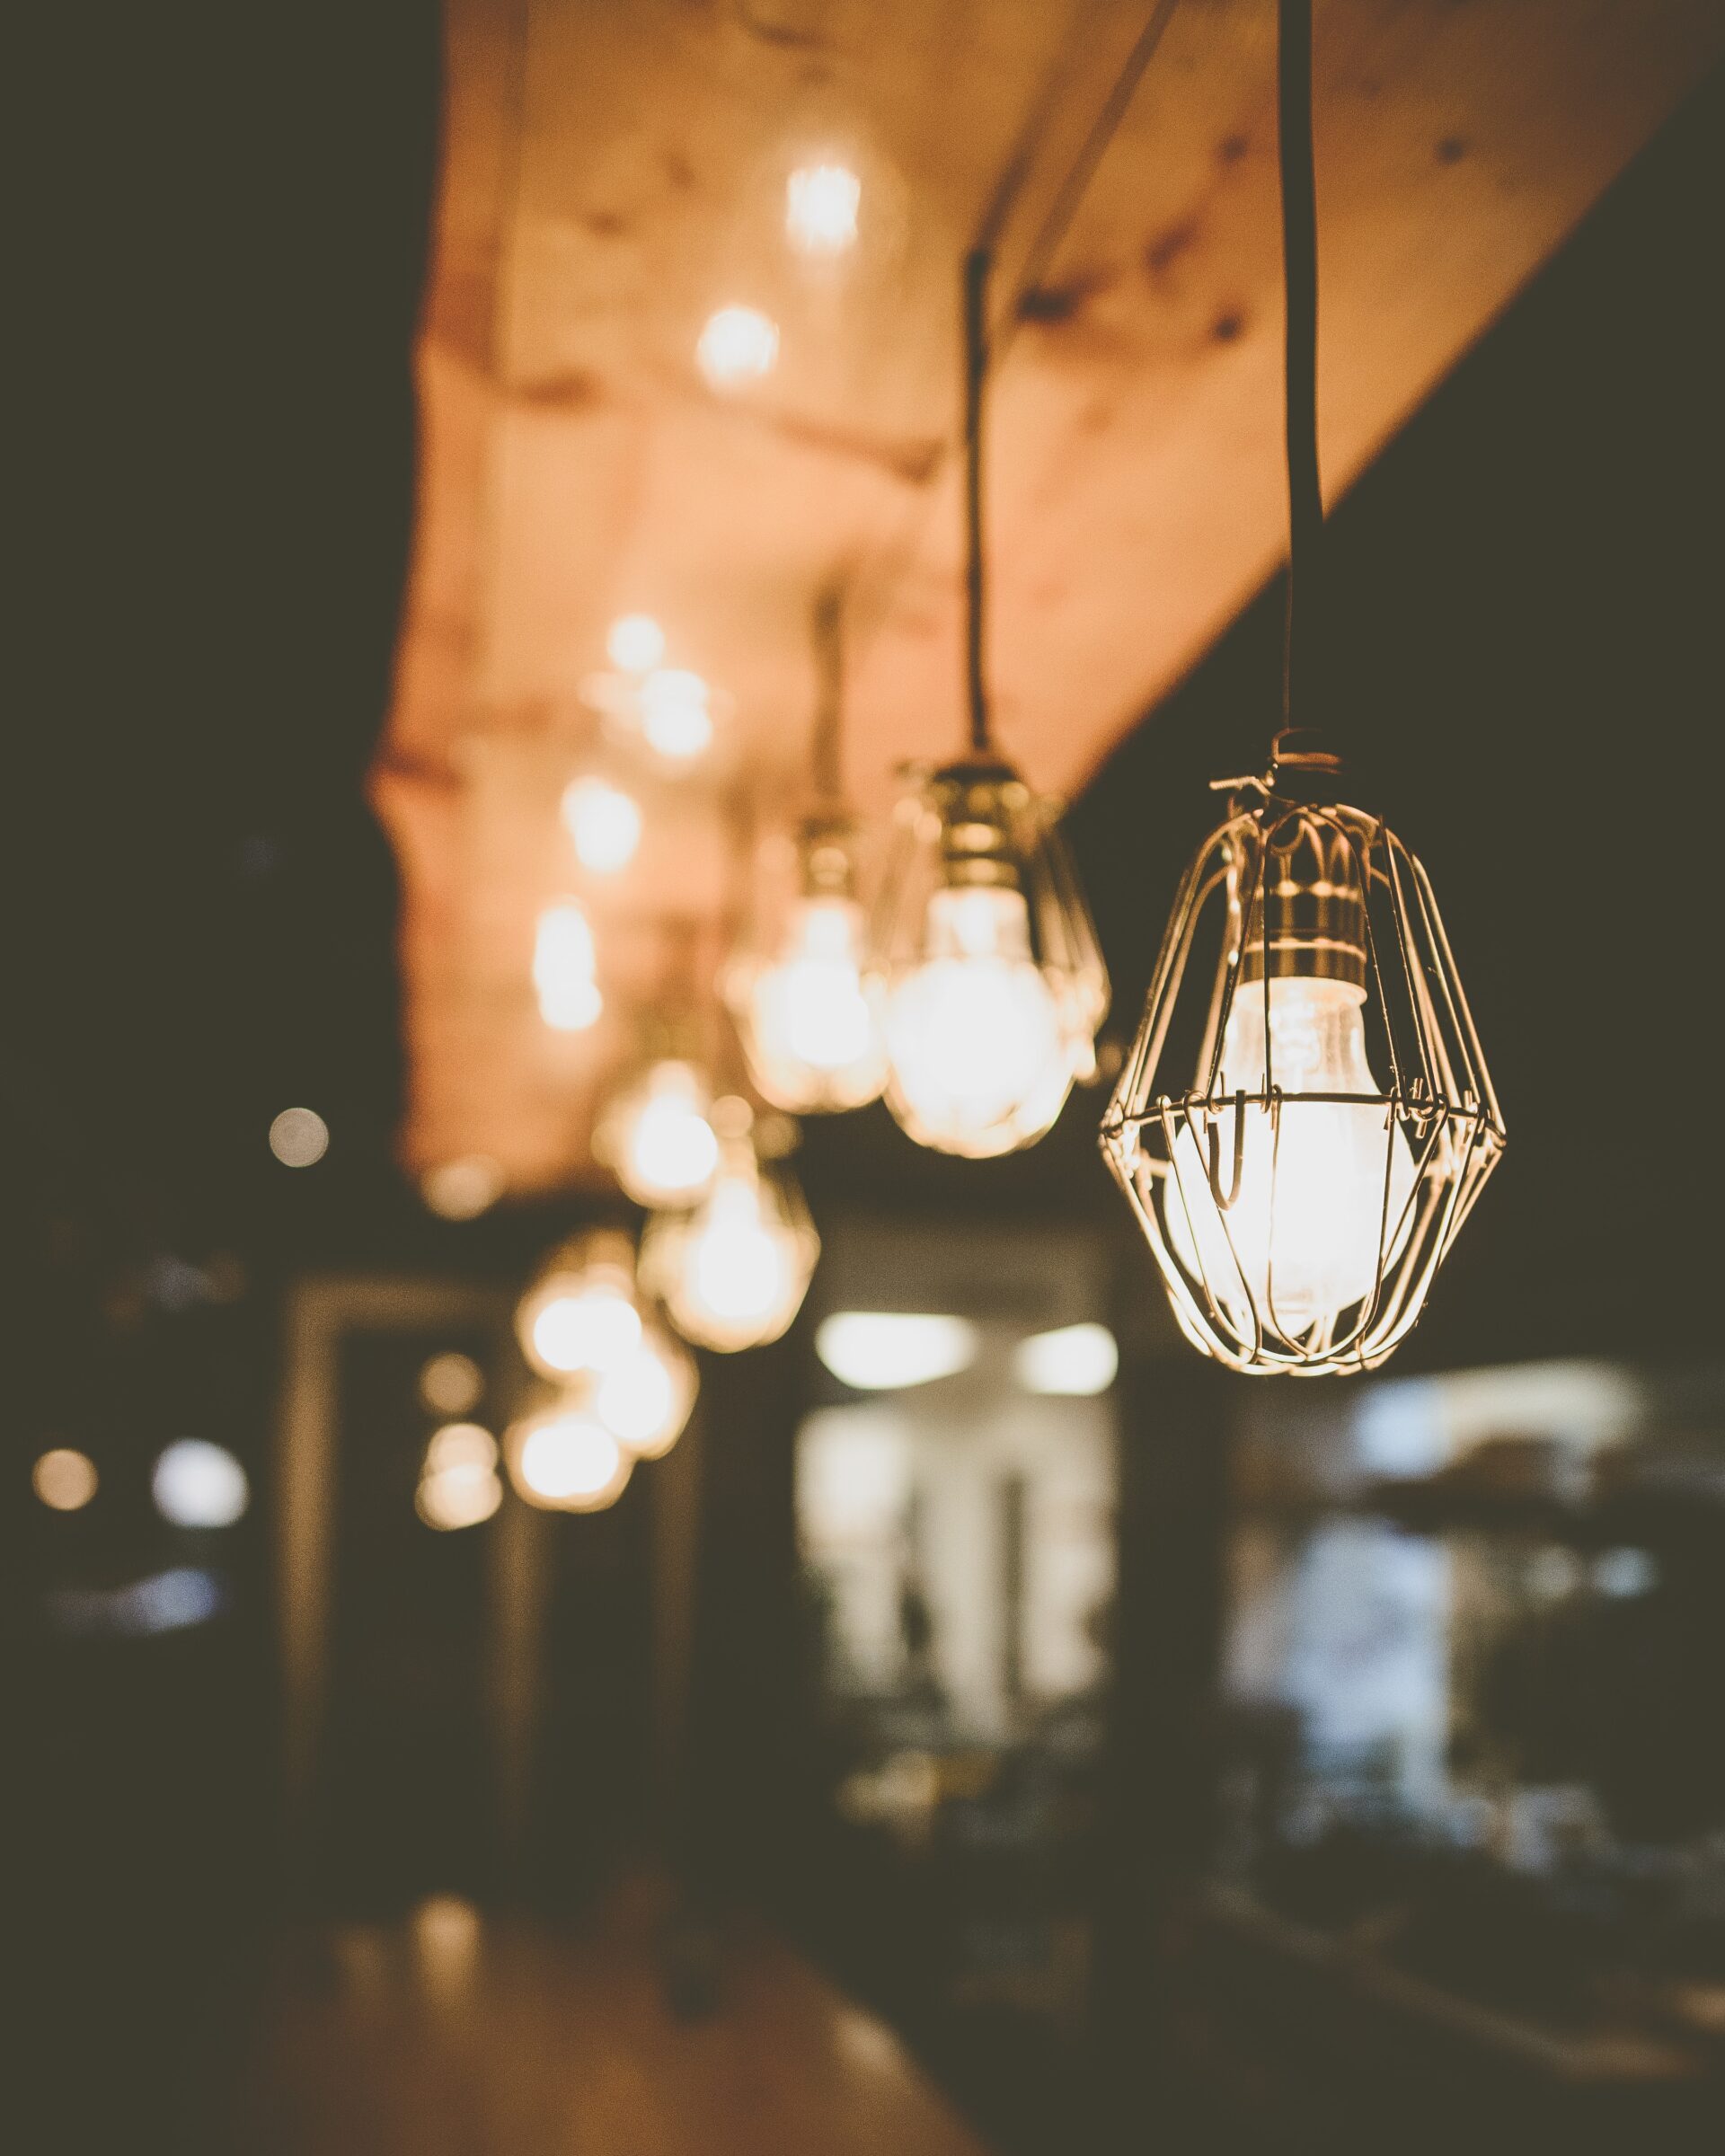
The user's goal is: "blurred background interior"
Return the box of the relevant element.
[11,4,1725,2152]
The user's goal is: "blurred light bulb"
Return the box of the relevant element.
[599,1059,720,1207]
[643,1142,818,1353]
[884,887,1067,1154]
[697,305,779,388]
[518,1274,641,1382]
[33,1447,98,1511]
[270,1106,329,1168]
[1164,976,1417,1336]
[815,1312,977,1391]
[506,1404,632,1513]
[562,776,641,874]
[425,1422,497,1476]
[152,1439,250,1528]
[638,668,715,763]
[417,1464,502,1530]
[785,163,861,256]
[593,1326,697,1459]
[534,900,602,1032]
[733,896,886,1111]
[420,1154,505,1219]
[606,613,666,674]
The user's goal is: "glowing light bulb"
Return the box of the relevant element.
[637,668,715,763]
[642,1141,818,1353]
[562,776,641,875]
[1164,976,1417,1338]
[518,1271,641,1381]
[593,1323,697,1459]
[152,1439,250,1528]
[599,1059,720,1208]
[606,613,666,675]
[731,895,887,1111]
[696,305,779,388]
[270,1106,329,1167]
[883,887,1069,1156]
[785,163,862,256]
[505,1403,632,1513]
[534,900,602,1031]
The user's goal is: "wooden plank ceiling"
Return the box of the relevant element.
[374,0,1725,1198]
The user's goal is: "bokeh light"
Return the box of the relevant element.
[696,305,779,388]
[420,1351,484,1416]
[269,1106,329,1167]
[606,613,666,674]
[152,1438,250,1528]
[786,162,862,256]
[33,1447,98,1512]
[420,1154,505,1220]
[562,775,642,875]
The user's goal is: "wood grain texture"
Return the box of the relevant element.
[374,0,1725,1191]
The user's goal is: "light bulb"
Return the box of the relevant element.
[1163,976,1417,1337]
[696,305,779,388]
[534,900,602,1031]
[638,668,715,763]
[592,1324,696,1459]
[505,1403,632,1513]
[785,163,862,256]
[642,1142,818,1353]
[599,1059,720,1207]
[606,613,666,675]
[731,895,886,1111]
[562,776,641,875]
[517,1268,641,1380]
[883,886,1069,1156]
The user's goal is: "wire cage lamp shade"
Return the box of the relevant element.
[1099,755,1504,1374]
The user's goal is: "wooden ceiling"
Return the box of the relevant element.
[373,0,1725,1197]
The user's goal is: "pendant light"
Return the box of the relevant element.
[513,1227,698,1460]
[874,250,1108,1158]
[723,585,889,1114]
[640,1100,819,1352]
[504,1398,633,1514]
[1099,0,1505,1375]
[596,1050,721,1210]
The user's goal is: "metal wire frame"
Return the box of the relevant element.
[1098,797,1504,1374]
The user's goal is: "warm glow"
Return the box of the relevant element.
[606,613,666,674]
[533,899,602,1032]
[814,1312,978,1391]
[420,1351,484,1416]
[520,1275,641,1380]
[508,1405,632,1512]
[425,1422,497,1476]
[638,668,715,763]
[600,1059,720,1207]
[593,1329,696,1459]
[1163,976,1417,1337]
[33,1447,98,1511]
[883,887,1068,1156]
[696,304,779,387]
[1013,1322,1118,1397]
[152,1439,250,1528]
[417,1462,502,1530]
[421,1154,505,1219]
[269,1106,329,1167]
[562,776,641,875]
[734,896,887,1111]
[785,163,862,256]
[645,1143,818,1353]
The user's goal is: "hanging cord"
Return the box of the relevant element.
[963,247,993,757]
[1277,0,1322,753]
[810,579,845,804]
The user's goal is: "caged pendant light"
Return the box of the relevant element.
[1098,0,1504,1375]
[874,250,1108,1158]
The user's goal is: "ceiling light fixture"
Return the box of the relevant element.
[724,585,888,1112]
[814,1312,978,1392]
[874,250,1108,1156]
[1099,1,1504,1374]
[504,1401,632,1514]
[596,1056,721,1209]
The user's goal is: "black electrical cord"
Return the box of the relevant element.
[1278,0,1322,751]
[963,246,993,757]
